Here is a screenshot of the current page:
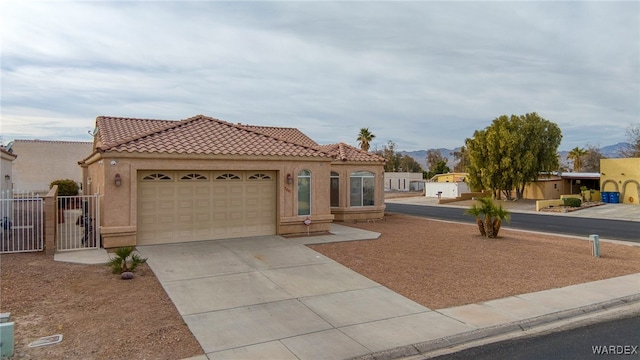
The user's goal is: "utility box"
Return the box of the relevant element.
[0,313,14,358]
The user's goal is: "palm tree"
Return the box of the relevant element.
[464,197,511,238]
[567,147,588,172]
[356,128,375,152]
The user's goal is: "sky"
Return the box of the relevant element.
[1,1,639,152]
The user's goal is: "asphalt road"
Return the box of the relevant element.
[432,315,640,360]
[385,203,640,243]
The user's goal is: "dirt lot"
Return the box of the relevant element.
[2,212,639,358]
[310,213,640,309]
[0,255,203,359]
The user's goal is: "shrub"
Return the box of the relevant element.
[50,179,79,196]
[107,247,147,274]
[563,197,582,207]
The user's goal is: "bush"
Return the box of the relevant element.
[563,197,582,207]
[50,179,79,196]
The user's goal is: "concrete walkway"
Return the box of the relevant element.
[125,224,640,360]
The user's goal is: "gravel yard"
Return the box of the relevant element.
[2,210,639,358]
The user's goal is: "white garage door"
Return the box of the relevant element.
[137,171,276,245]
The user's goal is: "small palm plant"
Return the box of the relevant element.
[465,197,511,238]
[107,246,147,276]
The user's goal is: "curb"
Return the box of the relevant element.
[351,294,640,360]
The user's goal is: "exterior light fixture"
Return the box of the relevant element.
[114,173,122,187]
[286,173,293,185]
[4,175,9,181]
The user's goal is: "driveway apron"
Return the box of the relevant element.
[137,226,474,359]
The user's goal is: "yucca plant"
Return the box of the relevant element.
[465,197,510,238]
[107,246,147,275]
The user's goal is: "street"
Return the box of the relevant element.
[431,314,640,360]
[385,203,640,243]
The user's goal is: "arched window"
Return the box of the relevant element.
[330,171,340,207]
[350,171,375,206]
[298,170,311,216]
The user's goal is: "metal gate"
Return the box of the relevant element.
[0,191,44,253]
[56,195,100,251]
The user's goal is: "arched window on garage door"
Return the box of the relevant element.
[298,170,311,216]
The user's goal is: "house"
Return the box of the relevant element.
[430,172,468,183]
[384,172,424,192]
[7,140,93,193]
[600,158,640,205]
[79,115,385,248]
[0,146,17,194]
[522,172,600,200]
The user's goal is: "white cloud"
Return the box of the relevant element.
[1,0,638,150]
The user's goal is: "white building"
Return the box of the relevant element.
[384,172,425,191]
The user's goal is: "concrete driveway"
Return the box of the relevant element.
[136,225,474,359]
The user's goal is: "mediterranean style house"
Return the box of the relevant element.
[79,115,385,248]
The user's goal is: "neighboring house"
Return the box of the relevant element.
[7,140,93,193]
[522,172,600,200]
[600,158,640,205]
[79,115,385,248]
[430,172,468,183]
[384,172,424,192]
[1,146,17,194]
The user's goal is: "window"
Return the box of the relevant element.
[298,170,311,216]
[142,173,172,181]
[248,173,272,180]
[215,173,241,180]
[350,171,375,206]
[180,173,208,181]
[330,171,340,207]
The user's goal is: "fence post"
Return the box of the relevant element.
[43,186,58,256]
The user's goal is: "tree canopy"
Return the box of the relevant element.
[567,147,588,172]
[465,113,562,200]
[356,128,376,152]
[374,140,423,173]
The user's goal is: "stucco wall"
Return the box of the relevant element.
[10,140,93,193]
[600,158,640,205]
[1,149,16,194]
[384,172,423,191]
[85,153,346,246]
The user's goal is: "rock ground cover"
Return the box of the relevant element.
[1,211,639,358]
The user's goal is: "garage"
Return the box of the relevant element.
[137,170,276,244]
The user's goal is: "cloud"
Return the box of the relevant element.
[1,1,638,151]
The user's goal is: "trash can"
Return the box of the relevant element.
[600,191,610,203]
[609,192,620,204]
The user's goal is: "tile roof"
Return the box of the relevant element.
[238,125,319,148]
[95,115,330,158]
[319,143,385,163]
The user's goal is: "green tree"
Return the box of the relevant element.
[567,147,588,172]
[426,149,447,172]
[399,154,423,172]
[356,128,376,152]
[374,140,402,172]
[465,113,562,200]
[465,197,511,238]
[426,160,450,179]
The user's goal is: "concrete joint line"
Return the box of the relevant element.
[348,295,640,360]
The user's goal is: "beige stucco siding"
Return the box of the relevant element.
[10,140,92,193]
[84,152,336,247]
[600,158,640,205]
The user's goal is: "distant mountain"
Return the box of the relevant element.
[402,143,629,171]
